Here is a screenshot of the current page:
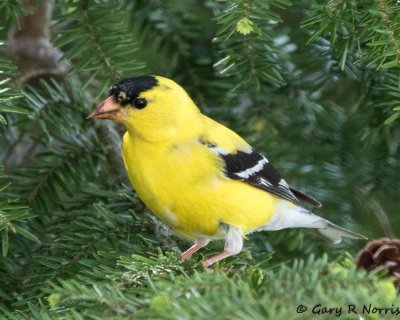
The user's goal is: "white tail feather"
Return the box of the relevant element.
[257,201,367,243]
[317,221,367,243]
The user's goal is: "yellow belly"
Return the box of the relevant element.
[122,133,277,239]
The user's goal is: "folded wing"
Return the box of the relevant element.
[201,139,321,208]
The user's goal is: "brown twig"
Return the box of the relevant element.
[6,0,68,85]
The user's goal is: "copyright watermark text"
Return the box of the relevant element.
[296,304,400,317]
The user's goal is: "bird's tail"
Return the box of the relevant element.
[317,219,367,244]
[260,203,367,243]
[292,207,368,243]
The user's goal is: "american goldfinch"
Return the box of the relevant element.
[88,76,366,266]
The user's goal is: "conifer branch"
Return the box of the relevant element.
[377,0,400,62]
[1,1,400,317]
[81,7,120,78]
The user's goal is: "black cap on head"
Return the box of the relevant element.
[109,76,158,105]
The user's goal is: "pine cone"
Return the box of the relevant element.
[356,238,400,289]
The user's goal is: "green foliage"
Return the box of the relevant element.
[0,0,27,29]
[302,0,400,139]
[0,39,22,124]
[0,174,38,258]
[0,0,400,318]
[3,253,399,319]
[214,0,290,90]
[53,1,144,96]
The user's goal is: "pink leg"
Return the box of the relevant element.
[202,250,233,267]
[181,239,209,261]
[202,224,243,267]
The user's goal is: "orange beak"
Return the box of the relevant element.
[87,96,123,120]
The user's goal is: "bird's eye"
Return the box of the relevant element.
[134,98,147,109]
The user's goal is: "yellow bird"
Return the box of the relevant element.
[88,76,366,266]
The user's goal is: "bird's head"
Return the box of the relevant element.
[88,76,200,141]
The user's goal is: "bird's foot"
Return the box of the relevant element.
[180,240,209,261]
[202,250,232,267]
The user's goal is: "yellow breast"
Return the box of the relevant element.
[122,132,277,239]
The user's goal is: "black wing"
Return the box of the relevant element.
[202,140,321,208]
